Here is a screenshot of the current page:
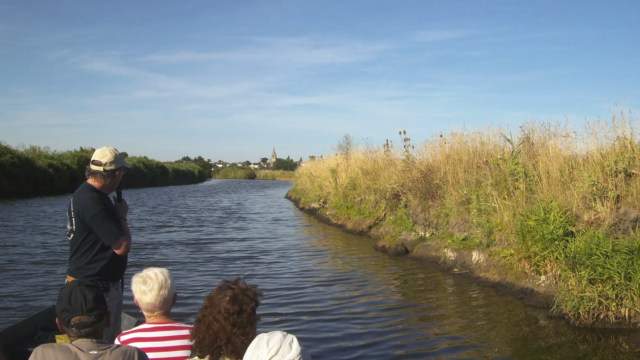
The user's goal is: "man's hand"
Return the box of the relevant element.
[113,197,129,218]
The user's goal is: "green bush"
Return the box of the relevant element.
[0,143,93,198]
[0,143,206,198]
[556,231,640,324]
[516,200,575,275]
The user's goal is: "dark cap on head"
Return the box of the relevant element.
[56,281,108,330]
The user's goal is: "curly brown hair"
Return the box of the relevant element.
[191,277,263,360]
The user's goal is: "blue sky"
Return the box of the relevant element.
[1,1,639,162]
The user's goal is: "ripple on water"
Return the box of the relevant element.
[1,180,640,359]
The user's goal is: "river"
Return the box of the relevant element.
[1,179,639,359]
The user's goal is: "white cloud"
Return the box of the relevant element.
[79,57,264,100]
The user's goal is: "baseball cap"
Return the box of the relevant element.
[56,281,109,330]
[89,146,131,171]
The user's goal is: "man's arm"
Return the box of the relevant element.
[111,218,131,255]
[111,197,131,256]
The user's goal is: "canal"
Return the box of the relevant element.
[1,179,638,359]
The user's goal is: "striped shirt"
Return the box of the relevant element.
[115,322,193,360]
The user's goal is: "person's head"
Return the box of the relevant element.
[191,277,263,360]
[85,146,131,188]
[55,281,110,340]
[243,331,311,360]
[131,267,177,318]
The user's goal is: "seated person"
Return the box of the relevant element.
[243,331,311,360]
[189,278,263,360]
[29,281,148,360]
[115,268,192,360]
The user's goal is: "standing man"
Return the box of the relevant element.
[66,146,132,343]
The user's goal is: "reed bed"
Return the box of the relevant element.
[213,167,257,179]
[289,110,640,326]
[0,143,206,198]
[256,170,295,181]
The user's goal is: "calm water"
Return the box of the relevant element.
[1,179,639,359]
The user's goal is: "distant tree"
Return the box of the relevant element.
[217,159,224,163]
[120,152,129,158]
[194,158,213,178]
[299,157,303,162]
[309,156,316,161]
[273,158,297,171]
[244,160,251,166]
[260,157,268,164]
[207,158,211,163]
[179,156,192,162]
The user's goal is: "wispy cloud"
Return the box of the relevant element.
[141,37,392,65]
[78,57,263,99]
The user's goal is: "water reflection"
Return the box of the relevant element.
[297,212,640,359]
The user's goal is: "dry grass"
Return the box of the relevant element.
[290,109,640,325]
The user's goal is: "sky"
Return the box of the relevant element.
[1,1,639,162]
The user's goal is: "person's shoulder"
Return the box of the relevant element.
[29,343,75,359]
[72,182,101,202]
[113,343,150,360]
[117,322,192,342]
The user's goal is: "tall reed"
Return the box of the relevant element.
[290,109,640,325]
[256,170,295,181]
[0,143,206,198]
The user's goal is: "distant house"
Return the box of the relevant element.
[212,163,226,169]
[250,163,261,169]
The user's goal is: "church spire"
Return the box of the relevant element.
[269,147,277,167]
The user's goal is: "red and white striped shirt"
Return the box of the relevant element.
[115,322,193,360]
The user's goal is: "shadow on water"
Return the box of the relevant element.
[1,179,639,359]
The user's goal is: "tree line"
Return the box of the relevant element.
[0,143,206,199]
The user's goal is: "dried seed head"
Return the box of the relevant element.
[398,131,402,135]
[403,130,406,135]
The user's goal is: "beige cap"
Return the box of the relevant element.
[89,146,131,171]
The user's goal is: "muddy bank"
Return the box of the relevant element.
[286,193,640,328]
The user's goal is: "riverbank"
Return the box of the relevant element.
[0,143,207,199]
[286,112,640,328]
[286,193,555,308]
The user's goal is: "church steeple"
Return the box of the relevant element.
[269,147,277,167]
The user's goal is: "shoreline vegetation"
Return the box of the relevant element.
[287,110,640,328]
[0,143,206,199]
[212,167,295,181]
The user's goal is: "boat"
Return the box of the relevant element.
[0,306,143,360]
